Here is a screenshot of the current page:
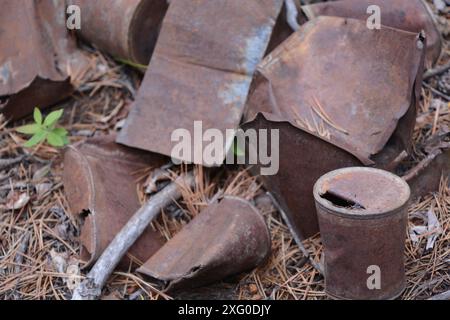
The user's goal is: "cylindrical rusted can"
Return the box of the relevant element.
[313,167,410,300]
[70,0,168,65]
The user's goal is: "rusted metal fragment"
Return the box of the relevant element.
[405,137,450,199]
[69,0,168,65]
[63,135,167,268]
[117,0,284,165]
[302,0,442,66]
[137,196,271,291]
[242,114,361,239]
[314,167,410,300]
[0,0,89,120]
[243,16,424,238]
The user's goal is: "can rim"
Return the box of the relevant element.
[313,167,411,219]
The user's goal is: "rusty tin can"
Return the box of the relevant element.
[70,0,168,64]
[313,167,411,300]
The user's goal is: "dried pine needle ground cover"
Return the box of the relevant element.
[1,4,449,300]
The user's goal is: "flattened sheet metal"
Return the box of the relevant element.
[69,0,168,65]
[0,0,89,120]
[137,196,271,291]
[243,16,424,238]
[302,0,442,67]
[314,167,410,300]
[63,135,167,268]
[117,0,284,165]
[246,16,424,165]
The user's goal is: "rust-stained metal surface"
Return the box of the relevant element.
[0,0,88,120]
[242,114,361,239]
[242,16,424,238]
[117,0,284,165]
[137,196,271,291]
[313,167,410,300]
[63,135,167,268]
[406,134,450,199]
[302,0,442,67]
[69,0,168,65]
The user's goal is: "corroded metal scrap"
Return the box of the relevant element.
[314,167,410,300]
[404,132,450,199]
[63,135,167,268]
[243,16,425,238]
[0,0,88,120]
[117,0,284,165]
[302,0,442,66]
[69,0,169,65]
[137,196,271,291]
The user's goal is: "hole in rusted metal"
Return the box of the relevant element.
[320,191,365,210]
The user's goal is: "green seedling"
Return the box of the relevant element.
[232,140,245,157]
[16,108,69,148]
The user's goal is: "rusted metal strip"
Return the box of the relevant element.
[63,135,167,269]
[0,0,88,120]
[137,196,271,292]
[242,16,425,238]
[314,167,410,300]
[117,0,284,165]
[301,0,442,67]
[69,0,169,65]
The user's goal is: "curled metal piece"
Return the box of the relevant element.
[117,0,284,165]
[0,0,88,120]
[63,135,167,268]
[314,167,410,300]
[301,0,442,66]
[137,196,271,292]
[69,0,169,65]
[243,16,424,238]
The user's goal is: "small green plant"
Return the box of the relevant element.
[16,108,69,148]
[232,139,245,157]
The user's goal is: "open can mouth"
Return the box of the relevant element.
[313,167,411,219]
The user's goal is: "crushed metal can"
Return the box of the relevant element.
[313,167,410,300]
[243,16,425,239]
[137,196,271,292]
[117,0,284,165]
[0,0,89,120]
[301,0,442,67]
[69,0,169,65]
[63,135,167,268]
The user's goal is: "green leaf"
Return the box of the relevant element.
[33,108,43,125]
[23,131,47,148]
[62,135,70,145]
[233,141,245,157]
[16,124,41,135]
[46,132,65,147]
[43,109,64,128]
[52,127,68,136]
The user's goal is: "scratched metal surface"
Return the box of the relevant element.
[302,0,442,67]
[0,0,88,120]
[117,0,284,165]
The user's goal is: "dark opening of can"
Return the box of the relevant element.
[320,191,366,210]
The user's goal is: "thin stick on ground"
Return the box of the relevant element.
[71,173,195,300]
[266,192,324,275]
